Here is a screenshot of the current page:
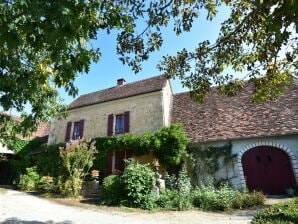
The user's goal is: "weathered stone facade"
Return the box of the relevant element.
[48,80,172,144]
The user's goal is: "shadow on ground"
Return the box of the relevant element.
[79,198,99,205]
[0,218,72,224]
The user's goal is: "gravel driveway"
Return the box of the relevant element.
[0,188,256,224]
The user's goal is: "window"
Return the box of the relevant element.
[115,114,124,134]
[72,122,81,139]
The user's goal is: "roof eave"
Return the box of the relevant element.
[68,89,163,111]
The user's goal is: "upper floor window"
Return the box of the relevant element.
[65,119,84,142]
[115,114,124,134]
[72,121,81,139]
[107,111,129,136]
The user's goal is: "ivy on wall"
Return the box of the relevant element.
[187,142,237,185]
[3,137,45,156]
[93,123,190,168]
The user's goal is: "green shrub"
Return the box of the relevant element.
[37,176,56,193]
[58,176,82,197]
[18,167,40,191]
[156,189,193,210]
[101,175,123,205]
[232,191,265,209]
[164,168,191,193]
[251,198,298,224]
[192,183,236,211]
[192,181,265,211]
[121,159,156,209]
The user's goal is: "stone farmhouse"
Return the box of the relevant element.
[48,75,298,195]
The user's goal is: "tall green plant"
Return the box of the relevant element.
[122,159,156,209]
[58,139,96,197]
[18,166,40,191]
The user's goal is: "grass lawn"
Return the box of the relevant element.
[251,197,298,224]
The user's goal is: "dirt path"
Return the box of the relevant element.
[0,188,257,224]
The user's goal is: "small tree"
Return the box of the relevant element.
[59,139,96,197]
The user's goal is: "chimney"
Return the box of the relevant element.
[117,78,126,86]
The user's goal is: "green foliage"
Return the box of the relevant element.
[4,137,44,156]
[0,0,101,138]
[192,181,265,211]
[93,151,107,177]
[252,198,298,224]
[153,124,190,167]
[192,182,237,211]
[101,175,123,205]
[157,1,297,103]
[1,0,296,139]
[164,168,191,193]
[18,167,40,191]
[232,191,265,209]
[36,143,64,178]
[121,160,156,210]
[36,176,56,193]
[4,138,28,154]
[7,137,45,183]
[58,139,96,197]
[188,142,237,184]
[58,176,83,197]
[156,189,193,211]
[94,124,189,168]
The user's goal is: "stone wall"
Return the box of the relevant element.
[48,90,170,144]
[161,80,173,127]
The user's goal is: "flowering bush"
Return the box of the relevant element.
[58,139,96,197]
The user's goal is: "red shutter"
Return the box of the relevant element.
[107,114,114,136]
[106,150,113,175]
[79,119,84,138]
[65,122,72,142]
[124,111,130,133]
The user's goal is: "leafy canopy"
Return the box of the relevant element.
[1,0,297,137]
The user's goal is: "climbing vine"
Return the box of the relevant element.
[187,142,237,185]
[3,137,45,156]
[93,123,190,168]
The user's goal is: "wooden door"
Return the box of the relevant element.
[242,146,297,194]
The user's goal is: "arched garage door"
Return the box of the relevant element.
[242,146,297,194]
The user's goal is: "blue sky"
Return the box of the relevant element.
[59,6,230,105]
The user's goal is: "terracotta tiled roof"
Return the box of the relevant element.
[172,81,298,142]
[68,75,167,109]
[32,122,50,139]
[0,113,50,140]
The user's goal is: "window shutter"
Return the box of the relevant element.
[124,111,130,133]
[65,122,72,142]
[79,119,84,138]
[107,114,114,136]
[106,150,113,175]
